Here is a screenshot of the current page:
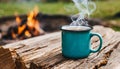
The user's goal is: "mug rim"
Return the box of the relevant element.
[61,25,93,32]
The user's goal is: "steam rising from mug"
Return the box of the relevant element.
[70,0,96,26]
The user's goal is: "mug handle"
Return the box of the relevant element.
[90,32,103,53]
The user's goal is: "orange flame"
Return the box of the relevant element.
[16,16,21,25]
[27,6,39,28]
[18,25,26,35]
[12,31,16,39]
[13,6,44,39]
[25,30,31,37]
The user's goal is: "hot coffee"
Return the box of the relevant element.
[61,25,103,59]
[61,25,91,31]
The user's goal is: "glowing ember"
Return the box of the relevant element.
[25,30,31,37]
[11,31,16,39]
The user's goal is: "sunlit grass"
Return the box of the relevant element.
[0,2,69,17]
[92,1,120,19]
[0,1,120,19]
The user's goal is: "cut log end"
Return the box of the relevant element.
[0,46,16,69]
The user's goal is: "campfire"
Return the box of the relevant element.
[6,7,44,39]
[0,7,72,45]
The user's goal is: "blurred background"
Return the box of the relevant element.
[0,0,120,44]
[0,0,120,31]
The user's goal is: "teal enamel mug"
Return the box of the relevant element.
[61,25,103,59]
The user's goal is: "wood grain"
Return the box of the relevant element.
[0,46,16,69]
[2,26,120,69]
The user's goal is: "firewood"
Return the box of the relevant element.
[4,31,61,68]
[0,29,2,39]
[0,33,2,39]
[0,46,16,69]
[2,26,120,69]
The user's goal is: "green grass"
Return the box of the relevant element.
[92,1,120,19]
[0,1,120,19]
[112,26,120,31]
[0,2,70,17]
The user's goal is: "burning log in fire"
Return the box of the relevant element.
[0,29,2,39]
[6,7,45,39]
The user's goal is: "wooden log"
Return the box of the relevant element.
[100,46,120,69]
[30,26,120,69]
[3,26,120,69]
[0,46,16,69]
[0,46,27,69]
[4,32,61,68]
[100,34,120,69]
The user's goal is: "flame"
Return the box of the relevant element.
[27,6,39,28]
[13,6,44,39]
[25,30,31,37]
[15,12,21,25]
[12,31,16,39]
[16,16,21,25]
[27,11,35,28]
[18,25,26,35]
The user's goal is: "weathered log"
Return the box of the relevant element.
[100,34,120,69]
[0,46,16,69]
[0,46,27,69]
[3,26,120,69]
[4,31,61,68]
